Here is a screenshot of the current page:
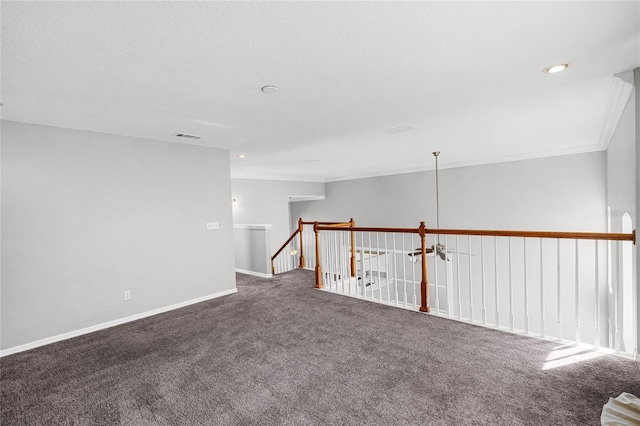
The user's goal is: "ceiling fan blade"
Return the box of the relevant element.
[445,250,475,256]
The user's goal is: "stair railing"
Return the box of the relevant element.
[271,218,355,275]
[313,221,637,358]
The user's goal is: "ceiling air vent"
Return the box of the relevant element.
[383,124,415,135]
[173,132,202,140]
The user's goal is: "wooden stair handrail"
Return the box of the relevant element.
[316,225,420,234]
[424,228,636,243]
[315,225,635,244]
[301,221,352,226]
[271,229,300,262]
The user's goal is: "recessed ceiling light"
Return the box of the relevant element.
[542,62,571,74]
[237,154,246,159]
[261,85,278,94]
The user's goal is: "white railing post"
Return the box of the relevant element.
[434,234,440,314]
[594,240,600,349]
[508,238,514,331]
[557,239,562,342]
[615,240,622,354]
[393,233,399,306]
[540,238,545,338]
[384,233,390,303]
[402,234,408,308]
[468,235,474,322]
[481,236,486,325]
[575,239,580,344]
[446,236,452,316]
[524,238,529,334]
[412,234,417,307]
[494,237,499,328]
[456,235,462,320]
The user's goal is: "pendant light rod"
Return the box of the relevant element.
[433,151,440,231]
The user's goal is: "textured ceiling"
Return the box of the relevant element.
[2,1,639,182]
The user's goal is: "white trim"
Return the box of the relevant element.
[235,268,273,279]
[233,224,272,230]
[325,145,606,182]
[230,174,324,183]
[0,288,238,358]
[599,73,635,150]
[288,195,325,202]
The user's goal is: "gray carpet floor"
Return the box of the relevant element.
[1,269,639,425]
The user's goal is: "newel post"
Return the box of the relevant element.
[298,218,305,268]
[419,221,431,313]
[350,218,356,277]
[314,222,323,289]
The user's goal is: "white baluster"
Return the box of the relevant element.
[359,233,366,298]
[524,238,529,334]
[540,238,545,338]
[594,240,600,349]
[468,235,474,322]
[393,233,399,306]
[445,235,452,317]
[557,239,562,342]
[615,240,621,354]
[402,234,407,308]
[376,233,382,303]
[384,233,390,304]
[368,232,374,300]
[481,236,486,325]
[508,238,514,331]
[456,235,462,319]
[494,236,499,328]
[412,234,417,307]
[575,239,580,344]
[434,234,440,314]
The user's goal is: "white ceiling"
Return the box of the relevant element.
[2,1,639,182]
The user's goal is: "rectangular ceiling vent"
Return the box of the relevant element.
[383,124,416,135]
[173,132,202,140]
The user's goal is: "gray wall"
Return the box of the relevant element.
[1,121,236,350]
[292,152,607,233]
[231,178,324,254]
[635,67,640,354]
[233,225,271,275]
[607,89,636,232]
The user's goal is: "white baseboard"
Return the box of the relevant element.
[235,268,272,278]
[0,287,238,358]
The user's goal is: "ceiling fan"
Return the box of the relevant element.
[407,151,471,262]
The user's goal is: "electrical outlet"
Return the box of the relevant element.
[206,222,219,230]
[123,290,131,300]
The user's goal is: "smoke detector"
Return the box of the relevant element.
[261,85,279,94]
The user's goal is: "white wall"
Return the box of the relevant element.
[1,121,236,351]
[635,67,640,357]
[607,90,636,232]
[292,152,607,233]
[231,178,324,254]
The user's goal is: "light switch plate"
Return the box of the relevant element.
[206,222,219,230]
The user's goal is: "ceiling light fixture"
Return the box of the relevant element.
[237,154,246,159]
[542,62,571,74]
[261,85,279,94]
